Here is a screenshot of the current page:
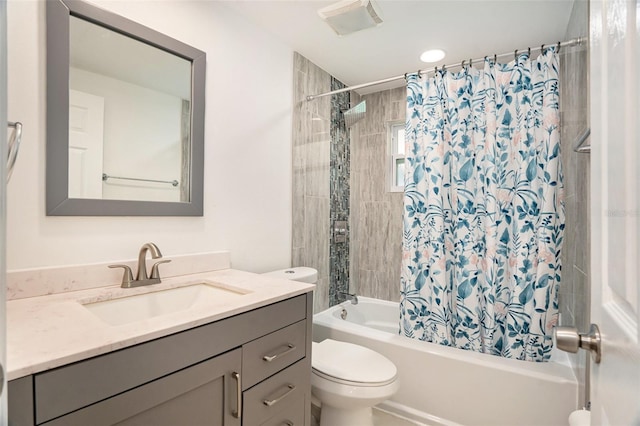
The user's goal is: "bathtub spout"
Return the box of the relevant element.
[339,291,359,305]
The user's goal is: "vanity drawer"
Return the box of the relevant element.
[243,359,309,426]
[243,320,306,389]
[259,392,305,426]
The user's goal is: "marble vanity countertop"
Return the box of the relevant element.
[7,269,314,380]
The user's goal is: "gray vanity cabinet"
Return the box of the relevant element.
[43,348,242,426]
[8,292,313,426]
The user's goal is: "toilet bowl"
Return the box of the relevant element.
[262,268,398,425]
[311,339,399,426]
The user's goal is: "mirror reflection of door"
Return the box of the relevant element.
[68,90,104,199]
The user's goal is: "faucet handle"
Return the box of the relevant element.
[109,264,134,288]
[150,259,171,280]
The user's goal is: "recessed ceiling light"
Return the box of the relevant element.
[420,49,446,63]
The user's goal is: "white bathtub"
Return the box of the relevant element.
[313,297,578,426]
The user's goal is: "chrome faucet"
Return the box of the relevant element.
[338,291,358,305]
[109,242,171,288]
[136,242,162,281]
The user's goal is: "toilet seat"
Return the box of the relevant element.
[312,368,396,387]
[312,339,397,386]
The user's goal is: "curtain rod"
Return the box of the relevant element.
[306,37,586,101]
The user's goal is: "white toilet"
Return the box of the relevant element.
[263,267,399,426]
[311,339,399,426]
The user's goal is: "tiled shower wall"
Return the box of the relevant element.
[292,53,351,312]
[292,56,408,307]
[292,53,331,313]
[559,0,590,407]
[349,88,405,302]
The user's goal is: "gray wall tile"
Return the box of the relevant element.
[350,88,405,302]
[292,53,352,310]
[304,196,330,279]
[292,53,331,305]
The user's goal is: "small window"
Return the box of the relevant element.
[389,122,405,192]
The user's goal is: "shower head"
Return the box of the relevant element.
[342,100,366,127]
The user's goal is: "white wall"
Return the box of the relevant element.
[6,0,294,273]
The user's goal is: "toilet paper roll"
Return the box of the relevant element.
[568,409,591,426]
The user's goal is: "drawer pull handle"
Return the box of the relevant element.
[263,384,296,407]
[263,344,296,362]
[232,371,241,419]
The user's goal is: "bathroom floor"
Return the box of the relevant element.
[311,405,426,426]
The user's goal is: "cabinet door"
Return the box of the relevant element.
[43,348,242,426]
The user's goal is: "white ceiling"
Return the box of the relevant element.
[224,0,575,94]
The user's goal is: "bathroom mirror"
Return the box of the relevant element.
[46,0,205,215]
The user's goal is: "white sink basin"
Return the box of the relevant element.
[81,283,249,326]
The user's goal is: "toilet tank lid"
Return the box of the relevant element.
[262,267,318,283]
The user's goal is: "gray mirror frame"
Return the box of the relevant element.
[46,0,205,216]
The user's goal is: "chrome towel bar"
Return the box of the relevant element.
[102,173,179,187]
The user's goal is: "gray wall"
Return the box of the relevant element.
[350,87,405,302]
[559,0,590,408]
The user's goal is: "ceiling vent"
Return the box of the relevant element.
[318,0,383,36]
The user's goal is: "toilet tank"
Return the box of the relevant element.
[262,267,318,284]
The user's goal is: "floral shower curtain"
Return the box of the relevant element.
[400,49,564,362]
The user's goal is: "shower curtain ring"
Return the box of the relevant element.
[493,54,497,64]
[556,41,561,53]
[541,44,545,54]
[461,59,466,69]
[469,58,472,67]
[514,49,518,60]
[527,47,531,57]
